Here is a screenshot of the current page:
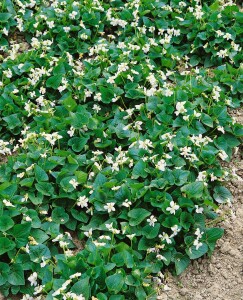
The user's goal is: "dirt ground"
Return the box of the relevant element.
[159,178,243,300]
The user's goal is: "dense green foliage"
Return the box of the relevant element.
[0,0,242,299]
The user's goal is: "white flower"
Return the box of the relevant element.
[156,159,166,171]
[195,205,204,213]
[105,223,113,230]
[46,21,55,28]
[159,233,172,244]
[93,104,101,113]
[69,178,79,189]
[166,201,179,215]
[223,33,232,40]
[3,68,12,78]
[59,241,69,248]
[156,254,167,261]
[99,235,111,241]
[40,257,48,268]
[67,126,75,137]
[138,139,153,150]
[217,126,225,134]
[70,272,82,279]
[218,150,228,161]
[63,26,71,33]
[195,228,204,239]
[69,11,78,19]
[171,225,181,237]
[122,199,132,207]
[180,146,191,157]
[33,284,44,295]
[28,272,38,286]
[77,195,89,208]
[52,234,64,242]
[24,215,32,222]
[111,185,121,191]
[104,202,115,213]
[84,228,93,238]
[193,239,203,250]
[147,215,157,227]
[2,27,8,36]
[17,172,25,178]
[126,234,136,240]
[216,49,228,58]
[93,241,106,247]
[175,101,187,116]
[3,199,15,207]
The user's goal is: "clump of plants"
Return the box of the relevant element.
[0,0,242,299]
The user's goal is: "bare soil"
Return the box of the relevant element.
[158,179,243,300]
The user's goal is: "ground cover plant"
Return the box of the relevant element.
[0,0,242,299]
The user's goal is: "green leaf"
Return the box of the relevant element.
[213,186,232,203]
[0,237,15,255]
[46,75,62,89]
[180,212,194,230]
[10,223,31,247]
[19,177,35,187]
[201,149,216,164]
[3,114,22,129]
[132,160,147,179]
[61,93,77,112]
[70,111,90,128]
[206,227,224,252]
[162,216,179,228]
[68,137,88,152]
[35,165,48,182]
[181,182,204,198]
[0,13,12,22]
[105,273,124,293]
[186,243,208,259]
[29,244,51,263]
[35,182,54,196]
[125,89,144,99]
[31,229,49,244]
[206,227,224,242]
[138,237,154,251]
[60,176,76,192]
[112,250,134,268]
[71,209,89,223]
[53,62,66,75]
[141,223,160,239]
[0,216,14,232]
[135,286,147,299]
[190,55,200,66]
[51,207,69,224]
[128,208,151,226]
[93,173,107,188]
[173,170,190,186]
[0,262,9,285]
[99,86,114,103]
[201,113,213,128]
[175,254,190,275]
[71,277,90,300]
[8,265,25,286]
[75,171,87,184]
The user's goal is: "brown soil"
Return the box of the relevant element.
[158,179,243,300]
